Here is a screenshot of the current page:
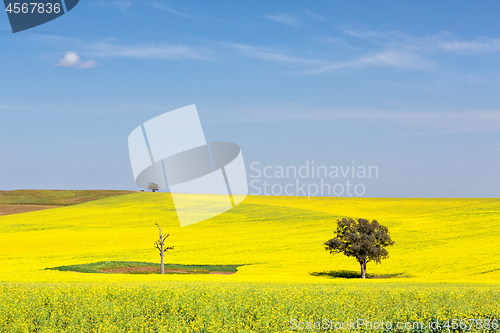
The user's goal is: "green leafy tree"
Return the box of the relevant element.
[148,182,159,192]
[324,218,394,279]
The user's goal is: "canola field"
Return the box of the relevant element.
[1,193,500,332]
[2,283,500,332]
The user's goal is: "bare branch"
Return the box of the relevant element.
[154,223,173,275]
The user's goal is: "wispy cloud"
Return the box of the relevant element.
[440,37,500,53]
[264,10,324,26]
[264,14,300,26]
[232,29,500,75]
[342,28,401,41]
[148,1,191,18]
[303,10,324,21]
[36,35,210,62]
[208,104,500,133]
[228,43,433,74]
[311,50,433,74]
[297,109,500,133]
[38,28,500,75]
[228,44,322,65]
[112,1,132,13]
[360,49,431,67]
[318,37,347,44]
[55,51,100,68]
[87,41,207,60]
[342,28,500,54]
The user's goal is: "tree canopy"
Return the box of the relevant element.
[324,218,394,278]
[148,182,159,192]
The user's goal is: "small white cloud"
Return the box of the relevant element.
[55,51,100,69]
[79,60,100,68]
[56,51,80,67]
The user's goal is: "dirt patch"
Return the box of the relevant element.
[209,271,236,275]
[0,190,135,206]
[99,266,160,274]
[0,204,62,216]
[164,269,197,274]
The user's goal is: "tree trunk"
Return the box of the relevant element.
[157,224,165,275]
[155,222,172,276]
[360,259,366,279]
[160,242,164,275]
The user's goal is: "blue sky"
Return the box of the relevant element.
[1,0,500,197]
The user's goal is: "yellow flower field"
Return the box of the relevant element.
[1,193,500,332]
[1,193,499,283]
[1,282,500,332]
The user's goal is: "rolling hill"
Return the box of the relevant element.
[0,192,499,283]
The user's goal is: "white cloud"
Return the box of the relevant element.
[228,44,433,74]
[56,51,79,67]
[440,37,500,53]
[55,51,100,68]
[319,37,347,44]
[36,35,210,62]
[264,14,299,26]
[353,49,433,69]
[342,28,500,54]
[264,11,324,26]
[41,28,500,76]
[79,60,100,68]
[208,105,500,133]
[149,1,190,17]
[308,50,433,74]
[228,44,322,65]
[88,42,207,60]
[234,29,500,74]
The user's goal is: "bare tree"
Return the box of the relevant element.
[154,222,174,275]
